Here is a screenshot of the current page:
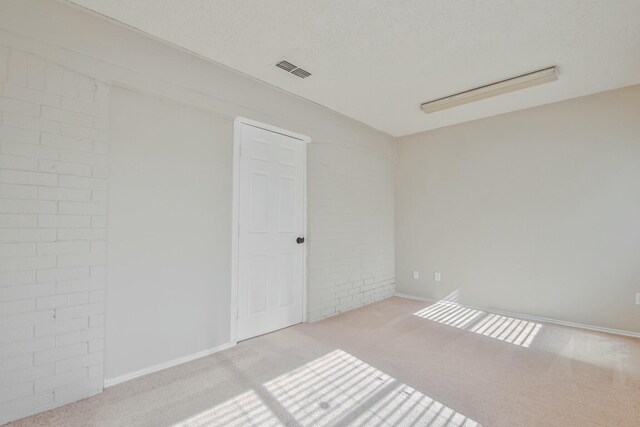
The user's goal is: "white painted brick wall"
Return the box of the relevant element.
[0,46,109,424]
[0,11,395,424]
[307,142,396,321]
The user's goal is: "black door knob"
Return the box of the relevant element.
[296,237,305,244]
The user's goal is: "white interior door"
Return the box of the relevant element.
[237,122,306,341]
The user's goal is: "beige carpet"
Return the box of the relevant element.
[7,297,640,426]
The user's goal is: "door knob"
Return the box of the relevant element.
[296,237,305,244]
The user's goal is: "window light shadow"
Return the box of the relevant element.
[174,349,480,426]
[439,289,461,303]
[414,301,542,348]
[177,389,281,427]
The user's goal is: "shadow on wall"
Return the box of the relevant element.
[413,298,542,348]
[174,349,480,426]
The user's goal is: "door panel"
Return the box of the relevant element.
[278,176,296,231]
[249,172,270,231]
[248,255,268,314]
[278,252,295,307]
[237,124,305,340]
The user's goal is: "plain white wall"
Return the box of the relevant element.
[107,88,232,379]
[396,85,640,333]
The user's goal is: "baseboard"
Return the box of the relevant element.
[103,341,236,388]
[394,292,640,339]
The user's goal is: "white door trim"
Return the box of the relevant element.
[230,117,310,344]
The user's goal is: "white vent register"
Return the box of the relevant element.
[275,59,312,79]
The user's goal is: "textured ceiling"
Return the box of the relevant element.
[68,0,640,137]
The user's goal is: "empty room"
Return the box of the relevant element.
[1,1,639,426]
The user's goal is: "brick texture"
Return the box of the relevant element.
[0,32,395,425]
[0,46,109,424]
[307,142,396,321]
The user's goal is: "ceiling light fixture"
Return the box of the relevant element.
[420,66,558,114]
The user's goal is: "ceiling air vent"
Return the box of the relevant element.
[275,59,311,79]
[275,60,297,72]
[291,68,311,79]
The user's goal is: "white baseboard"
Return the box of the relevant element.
[395,292,640,339]
[103,342,236,388]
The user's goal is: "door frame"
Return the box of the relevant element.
[230,117,310,344]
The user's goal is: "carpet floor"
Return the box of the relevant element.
[7,296,640,427]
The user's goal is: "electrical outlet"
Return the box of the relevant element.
[413,271,420,280]
[434,272,441,282]
[636,293,640,305]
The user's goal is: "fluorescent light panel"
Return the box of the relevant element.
[421,66,558,114]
